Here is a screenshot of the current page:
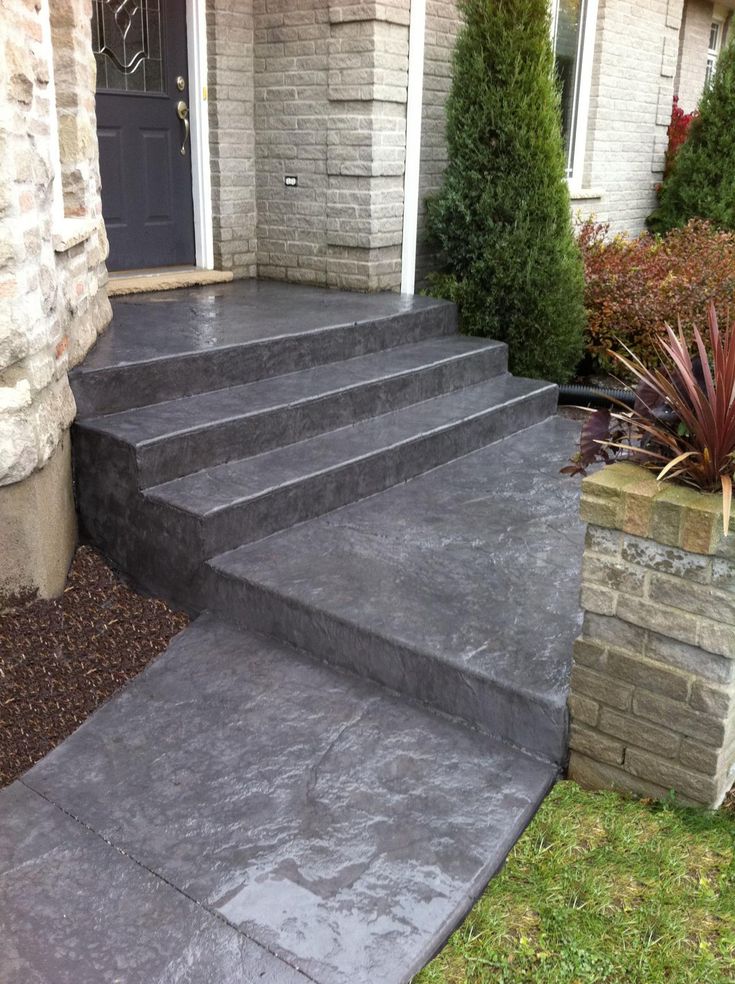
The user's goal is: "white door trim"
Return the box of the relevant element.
[187,0,214,269]
[400,0,427,295]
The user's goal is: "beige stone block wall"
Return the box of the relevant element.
[571,0,687,234]
[1,0,110,607]
[251,0,409,290]
[569,464,735,808]
[414,0,460,287]
[207,0,258,276]
[253,0,331,284]
[676,0,716,112]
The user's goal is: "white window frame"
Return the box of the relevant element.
[551,0,599,191]
[706,15,725,88]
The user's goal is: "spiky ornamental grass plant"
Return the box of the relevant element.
[564,304,735,532]
[426,0,586,384]
[648,37,735,235]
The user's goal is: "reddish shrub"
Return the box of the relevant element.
[579,218,735,370]
[664,96,698,181]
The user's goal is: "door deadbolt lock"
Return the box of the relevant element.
[176,75,186,91]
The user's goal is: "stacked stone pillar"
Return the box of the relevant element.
[326,0,409,290]
[569,463,735,808]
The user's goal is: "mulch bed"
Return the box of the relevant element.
[0,546,189,788]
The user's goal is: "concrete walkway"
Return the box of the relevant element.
[1,283,584,982]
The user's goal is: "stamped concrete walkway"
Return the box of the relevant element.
[0,283,583,982]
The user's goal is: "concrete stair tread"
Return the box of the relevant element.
[17,613,556,984]
[208,417,583,761]
[146,374,554,516]
[80,336,506,445]
[78,281,451,370]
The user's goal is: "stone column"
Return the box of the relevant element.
[326,0,409,290]
[1,0,110,609]
[568,463,735,808]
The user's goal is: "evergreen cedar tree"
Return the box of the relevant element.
[427,0,586,384]
[649,37,735,235]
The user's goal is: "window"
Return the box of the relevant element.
[706,19,724,88]
[551,0,597,181]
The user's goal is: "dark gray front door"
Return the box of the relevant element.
[93,0,196,271]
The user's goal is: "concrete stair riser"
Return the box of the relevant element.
[92,339,508,488]
[205,569,568,763]
[144,382,558,570]
[71,305,458,417]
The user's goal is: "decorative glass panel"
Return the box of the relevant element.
[92,0,164,93]
[553,0,587,177]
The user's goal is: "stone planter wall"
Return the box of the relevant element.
[569,463,735,808]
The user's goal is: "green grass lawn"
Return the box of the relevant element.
[417,781,735,984]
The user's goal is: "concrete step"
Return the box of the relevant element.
[142,375,556,579]
[76,336,508,487]
[71,281,457,416]
[207,417,584,764]
[15,613,557,984]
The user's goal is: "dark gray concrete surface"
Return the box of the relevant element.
[18,615,555,984]
[0,781,310,984]
[23,282,587,982]
[72,282,457,416]
[80,337,507,486]
[209,416,583,763]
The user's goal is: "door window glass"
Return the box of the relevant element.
[92,0,164,93]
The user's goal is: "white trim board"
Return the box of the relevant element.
[400,0,427,296]
[187,0,214,270]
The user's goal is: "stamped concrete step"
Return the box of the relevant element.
[207,417,584,763]
[71,281,457,416]
[16,614,557,984]
[76,336,508,487]
[142,374,556,580]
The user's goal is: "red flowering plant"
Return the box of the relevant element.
[663,96,698,182]
[563,304,735,533]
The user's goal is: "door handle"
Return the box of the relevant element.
[177,100,190,156]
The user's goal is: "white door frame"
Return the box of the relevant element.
[186,0,214,269]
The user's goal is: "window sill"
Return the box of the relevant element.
[53,217,99,254]
[568,186,604,202]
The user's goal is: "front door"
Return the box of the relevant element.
[92,0,196,271]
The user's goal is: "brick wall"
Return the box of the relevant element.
[207,0,258,277]
[569,464,735,808]
[1,0,110,605]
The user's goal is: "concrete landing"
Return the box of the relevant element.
[210,416,584,762]
[5,615,556,984]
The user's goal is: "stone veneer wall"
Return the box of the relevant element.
[252,0,409,290]
[414,0,460,287]
[571,0,686,234]
[207,0,258,276]
[0,0,110,607]
[569,464,735,808]
[675,0,717,112]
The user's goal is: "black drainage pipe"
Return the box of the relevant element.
[558,384,635,409]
